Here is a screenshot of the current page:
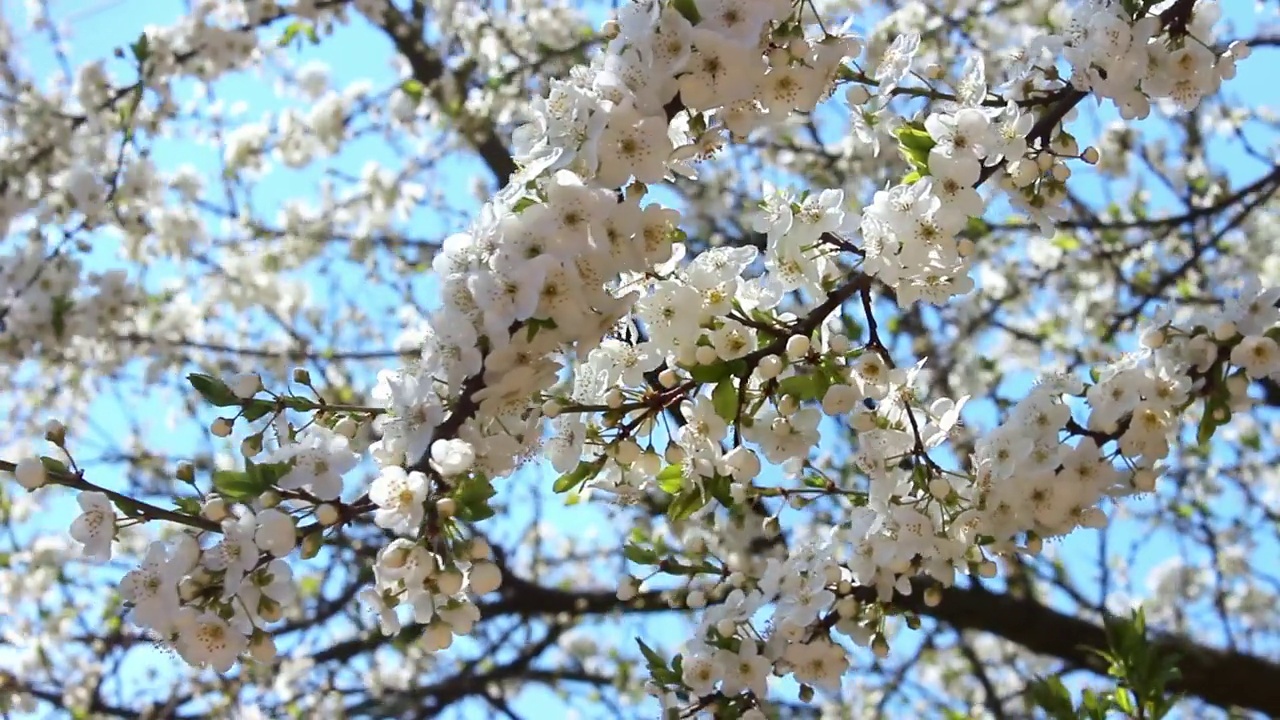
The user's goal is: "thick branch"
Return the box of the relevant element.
[886,580,1280,717]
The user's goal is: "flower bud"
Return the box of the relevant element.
[210,417,234,437]
[757,354,783,380]
[240,434,263,458]
[468,561,502,595]
[423,621,454,651]
[178,577,203,602]
[777,394,799,415]
[617,577,637,601]
[44,420,66,446]
[785,334,810,360]
[13,457,47,490]
[292,368,311,385]
[315,503,340,526]
[436,497,457,518]
[258,598,283,623]
[845,84,871,106]
[636,451,661,476]
[259,490,281,508]
[614,439,641,465]
[228,373,262,399]
[249,632,277,663]
[333,417,358,439]
[300,531,323,559]
[202,497,230,522]
[437,568,464,596]
[694,344,718,366]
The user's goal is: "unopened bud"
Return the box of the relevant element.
[605,388,625,409]
[300,532,323,559]
[694,344,718,366]
[44,420,66,446]
[202,497,229,522]
[436,497,458,518]
[240,434,263,458]
[292,368,311,385]
[333,417,358,439]
[785,334,810,360]
[315,503,340,526]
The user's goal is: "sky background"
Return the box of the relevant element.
[3,0,1279,717]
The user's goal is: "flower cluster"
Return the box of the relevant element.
[0,240,139,365]
[1055,0,1250,116]
[5,0,1267,711]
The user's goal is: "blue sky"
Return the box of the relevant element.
[5,0,1279,717]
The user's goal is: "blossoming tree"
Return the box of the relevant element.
[2,0,1279,717]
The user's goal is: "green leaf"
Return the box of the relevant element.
[671,0,702,24]
[1052,234,1080,251]
[712,379,738,422]
[130,33,150,63]
[785,366,834,403]
[666,486,707,521]
[687,362,734,384]
[1027,676,1077,720]
[188,373,242,407]
[656,464,685,494]
[50,296,73,339]
[212,470,268,500]
[1114,689,1136,715]
[249,461,292,487]
[454,473,498,521]
[401,78,425,102]
[552,460,598,494]
[704,474,733,507]
[623,543,658,565]
[242,399,275,422]
[277,21,318,48]
[895,121,936,174]
[115,497,145,519]
[525,317,558,342]
[1197,395,1230,445]
[39,457,69,475]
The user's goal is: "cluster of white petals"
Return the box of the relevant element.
[4,1,1272,712]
